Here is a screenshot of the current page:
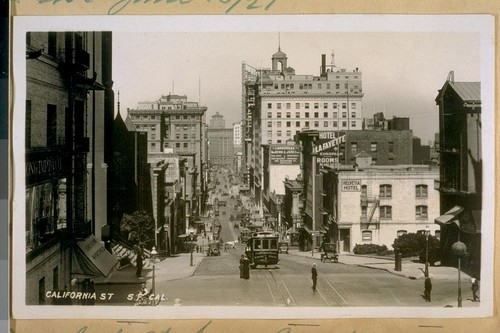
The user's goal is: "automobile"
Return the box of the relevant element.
[207,241,221,256]
[278,242,289,254]
[320,243,339,263]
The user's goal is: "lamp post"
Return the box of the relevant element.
[451,230,467,308]
[424,225,430,277]
[189,232,194,267]
[150,246,158,306]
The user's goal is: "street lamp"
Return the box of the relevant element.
[189,232,194,267]
[424,225,430,277]
[451,228,467,308]
[150,246,158,306]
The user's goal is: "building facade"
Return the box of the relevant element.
[207,112,234,168]
[25,31,117,304]
[322,164,440,253]
[434,74,481,278]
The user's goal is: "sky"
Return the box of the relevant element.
[112,29,481,144]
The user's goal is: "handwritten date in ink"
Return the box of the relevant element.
[207,0,277,14]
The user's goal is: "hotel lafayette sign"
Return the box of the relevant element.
[314,131,346,166]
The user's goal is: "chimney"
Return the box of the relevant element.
[321,54,326,75]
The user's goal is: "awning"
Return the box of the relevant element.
[434,206,464,225]
[72,235,119,278]
[286,227,299,234]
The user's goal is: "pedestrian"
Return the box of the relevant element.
[471,278,480,302]
[311,263,318,292]
[424,275,432,302]
[239,255,245,278]
[242,255,250,279]
[135,245,144,278]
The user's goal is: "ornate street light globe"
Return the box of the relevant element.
[452,240,467,257]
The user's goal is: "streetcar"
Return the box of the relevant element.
[239,227,252,243]
[245,231,279,269]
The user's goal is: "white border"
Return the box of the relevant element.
[12,14,495,319]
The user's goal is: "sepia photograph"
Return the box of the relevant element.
[12,15,494,320]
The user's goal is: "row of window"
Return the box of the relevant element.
[267,111,357,119]
[374,184,428,198]
[351,141,394,154]
[268,120,358,129]
[361,205,428,220]
[272,81,360,91]
[267,102,357,110]
[361,229,440,241]
[131,114,200,121]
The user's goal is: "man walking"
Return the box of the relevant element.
[471,278,480,302]
[311,263,318,292]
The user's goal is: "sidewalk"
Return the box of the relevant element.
[94,251,205,285]
[288,248,471,282]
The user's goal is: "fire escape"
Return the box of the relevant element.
[360,182,379,229]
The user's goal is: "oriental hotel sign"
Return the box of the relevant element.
[26,151,67,185]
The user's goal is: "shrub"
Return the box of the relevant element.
[393,232,440,262]
[353,243,388,255]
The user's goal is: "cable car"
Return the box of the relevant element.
[245,231,279,269]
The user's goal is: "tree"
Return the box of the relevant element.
[120,210,155,247]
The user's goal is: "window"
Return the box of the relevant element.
[342,112,347,118]
[380,206,392,219]
[286,121,291,127]
[305,112,309,118]
[267,103,272,109]
[295,112,300,118]
[416,185,428,198]
[341,121,347,127]
[267,121,272,128]
[299,84,303,89]
[277,112,282,118]
[305,121,310,127]
[314,112,319,118]
[183,115,188,120]
[388,142,394,153]
[151,133,156,140]
[323,112,328,117]
[176,143,180,148]
[286,130,291,137]
[296,121,300,127]
[267,112,272,118]
[151,143,156,149]
[351,142,358,154]
[277,130,282,137]
[176,133,180,139]
[267,130,272,137]
[380,184,392,198]
[274,84,278,89]
[362,231,372,241]
[323,103,328,109]
[277,103,282,109]
[336,84,340,89]
[416,205,428,219]
[295,103,300,109]
[183,134,188,139]
[370,142,378,152]
[48,32,57,58]
[351,121,356,128]
[351,102,356,109]
[281,84,285,89]
[351,112,356,118]
[286,112,291,118]
[327,84,331,89]
[333,121,338,127]
[47,104,57,147]
[342,103,347,109]
[184,143,188,148]
[318,84,322,89]
[397,230,407,237]
[277,121,282,128]
[361,206,367,219]
[323,121,328,127]
[286,103,291,109]
[314,103,319,109]
[333,112,338,118]
[305,103,310,109]
[314,121,319,127]
[333,103,338,109]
